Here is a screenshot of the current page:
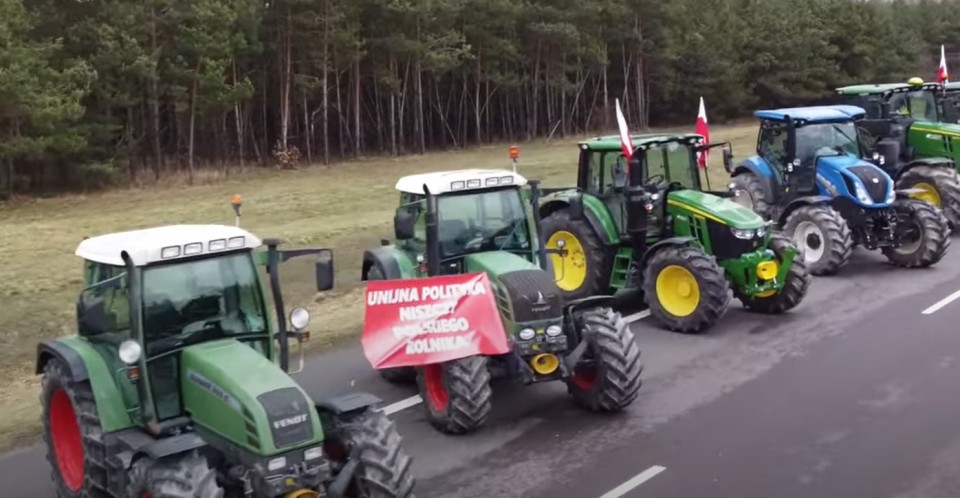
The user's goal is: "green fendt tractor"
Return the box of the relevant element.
[362,167,642,435]
[835,79,960,226]
[38,204,414,497]
[538,134,810,334]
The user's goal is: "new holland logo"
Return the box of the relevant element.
[871,178,879,184]
[273,414,308,430]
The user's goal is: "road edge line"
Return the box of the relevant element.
[598,465,667,498]
[381,395,423,415]
[922,289,960,315]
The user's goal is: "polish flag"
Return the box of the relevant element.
[938,45,949,84]
[695,97,710,169]
[615,99,634,160]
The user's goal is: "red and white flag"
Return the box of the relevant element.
[615,99,634,160]
[938,44,949,84]
[695,97,710,169]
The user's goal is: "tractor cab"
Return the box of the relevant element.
[944,82,960,123]
[749,106,884,207]
[72,224,334,429]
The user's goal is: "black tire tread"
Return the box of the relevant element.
[540,208,609,300]
[731,172,773,220]
[783,204,853,276]
[129,451,223,498]
[41,359,111,498]
[897,165,960,229]
[418,356,492,434]
[567,307,643,412]
[882,198,951,268]
[641,246,730,334]
[740,233,811,313]
[324,409,416,498]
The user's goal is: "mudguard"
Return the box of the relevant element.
[899,156,956,176]
[316,392,383,416]
[639,236,696,270]
[361,246,413,280]
[777,195,833,226]
[540,193,620,245]
[36,337,134,432]
[139,433,207,460]
[733,158,778,204]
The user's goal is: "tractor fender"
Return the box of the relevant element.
[732,159,778,204]
[638,237,697,270]
[897,157,956,177]
[137,432,207,461]
[777,196,834,226]
[540,197,617,246]
[361,247,405,280]
[36,337,134,432]
[316,392,383,416]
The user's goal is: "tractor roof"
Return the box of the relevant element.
[946,82,960,92]
[579,133,703,151]
[836,83,911,95]
[395,169,527,195]
[76,224,262,267]
[754,105,865,123]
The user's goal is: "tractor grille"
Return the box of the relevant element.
[848,166,889,203]
[257,387,314,449]
[706,220,763,259]
[497,270,563,323]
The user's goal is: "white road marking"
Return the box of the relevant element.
[598,465,667,498]
[381,395,422,415]
[922,289,960,315]
[377,310,652,416]
[624,309,651,323]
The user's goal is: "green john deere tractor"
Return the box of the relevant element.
[943,82,960,123]
[835,79,960,226]
[538,134,811,334]
[38,201,414,497]
[362,167,643,435]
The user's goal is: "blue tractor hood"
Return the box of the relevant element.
[815,154,894,207]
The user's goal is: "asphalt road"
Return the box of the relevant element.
[6,244,960,497]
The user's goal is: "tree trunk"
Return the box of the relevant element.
[321,2,330,165]
[415,16,425,154]
[354,57,361,154]
[149,5,163,180]
[187,63,200,185]
[602,58,609,129]
[280,7,293,150]
[303,93,312,163]
[474,49,482,145]
[233,62,245,171]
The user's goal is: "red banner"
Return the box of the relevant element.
[361,272,510,369]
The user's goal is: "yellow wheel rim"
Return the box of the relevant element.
[655,265,701,317]
[910,182,941,207]
[547,230,588,292]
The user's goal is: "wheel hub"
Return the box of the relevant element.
[655,265,701,317]
[794,221,825,264]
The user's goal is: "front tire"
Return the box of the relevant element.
[322,409,416,498]
[783,204,853,276]
[566,308,643,412]
[416,356,492,434]
[41,359,110,498]
[739,233,811,313]
[126,451,223,498]
[897,165,960,230]
[642,246,730,334]
[368,265,417,385]
[882,199,951,268]
[541,208,610,300]
[730,172,773,220]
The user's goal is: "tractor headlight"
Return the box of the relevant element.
[304,446,323,461]
[267,456,287,472]
[756,225,766,238]
[518,328,536,341]
[545,325,563,337]
[118,340,142,365]
[872,151,880,162]
[730,228,756,240]
[853,182,874,205]
[886,186,896,204]
[289,307,310,331]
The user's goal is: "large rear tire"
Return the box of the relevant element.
[322,409,416,498]
[416,356,491,434]
[739,233,811,313]
[368,266,418,385]
[730,172,773,220]
[897,165,960,229]
[642,246,730,334]
[783,204,853,276]
[126,450,223,498]
[566,308,643,412]
[541,208,610,300]
[882,199,951,268]
[41,359,110,498]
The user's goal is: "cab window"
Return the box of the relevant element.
[398,192,426,242]
[759,124,789,170]
[78,263,130,337]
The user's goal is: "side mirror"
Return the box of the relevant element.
[77,294,111,336]
[394,209,416,240]
[723,147,734,173]
[315,249,334,292]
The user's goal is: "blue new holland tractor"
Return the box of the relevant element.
[727,105,950,275]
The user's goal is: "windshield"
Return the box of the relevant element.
[437,188,531,258]
[141,252,268,355]
[644,141,698,189]
[892,90,939,122]
[795,122,861,165]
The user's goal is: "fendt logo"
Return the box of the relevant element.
[273,414,308,429]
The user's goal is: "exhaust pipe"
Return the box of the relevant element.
[529,353,560,375]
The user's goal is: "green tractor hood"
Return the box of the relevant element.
[667,190,764,230]
[180,339,324,456]
[463,251,563,331]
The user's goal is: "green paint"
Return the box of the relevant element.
[181,339,323,456]
[667,190,765,229]
[538,190,621,243]
[836,83,910,95]
[464,251,538,277]
[580,133,703,151]
[55,336,135,432]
